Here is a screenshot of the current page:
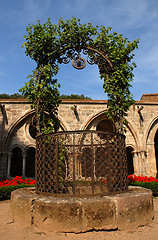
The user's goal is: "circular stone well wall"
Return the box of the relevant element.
[11,130,154,232]
[11,186,154,232]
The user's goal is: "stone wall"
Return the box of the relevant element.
[0,97,158,179]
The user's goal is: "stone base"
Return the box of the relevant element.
[11,187,154,233]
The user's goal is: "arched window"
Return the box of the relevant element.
[29,123,37,139]
[154,130,158,173]
[96,119,114,132]
[25,147,35,178]
[126,147,134,175]
[10,147,23,177]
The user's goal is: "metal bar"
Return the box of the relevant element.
[91,132,95,194]
[107,134,112,192]
[35,139,38,192]
[119,135,123,191]
[72,133,76,194]
[35,130,121,139]
[43,137,46,192]
[55,135,59,194]
[122,136,128,190]
[35,130,128,196]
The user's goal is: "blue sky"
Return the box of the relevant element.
[0,0,158,100]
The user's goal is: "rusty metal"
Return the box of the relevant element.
[59,44,113,73]
[35,130,128,196]
[72,54,86,69]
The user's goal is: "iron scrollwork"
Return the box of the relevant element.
[61,56,70,64]
[72,54,86,69]
[58,45,113,72]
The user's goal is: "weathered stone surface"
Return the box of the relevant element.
[10,186,154,232]
[67,184,108,195]
[33,196,116,232]
[33,198,84,232]
[81,197,117,230]
[10,187,38,227]
[116,187,154,230]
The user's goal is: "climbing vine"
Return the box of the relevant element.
[20,17,139,134]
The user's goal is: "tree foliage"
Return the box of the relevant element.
[60,94,91,100]
[20,17,139,134]
[0,93,90,100]
[0,93,25,99]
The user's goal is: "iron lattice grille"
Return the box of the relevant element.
[35,130,128,196]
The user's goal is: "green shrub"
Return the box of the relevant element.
[0,184,35,201]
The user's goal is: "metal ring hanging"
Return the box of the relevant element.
[72,54,86,69]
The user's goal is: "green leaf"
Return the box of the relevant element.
[20,17,139,135]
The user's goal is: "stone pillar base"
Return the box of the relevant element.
[11,187,154,233]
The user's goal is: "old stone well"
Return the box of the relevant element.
[11,130,154,232]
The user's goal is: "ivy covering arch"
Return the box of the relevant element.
[20,17,139,134]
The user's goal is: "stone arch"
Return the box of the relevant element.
[145,116,158,176]
[126,143,135,150]
[146,116,158,145]
[81,110,110,130]
[25,144,36,151]
[124,119,139,151]
[8,143,36,179]
[10,146,23,177]
[2,110,35,152]
[96,119,114,132]
[126,146,134,175]
[82,111,139,150]
[120,120,141,175]
[10,144,25,155]
[25,146,36,178]
[58,115,69,131]
[154,130,158,175]
[7,144,25,178]
[3,110,68,152]
[3,110,67,179]
[82,111,140,175]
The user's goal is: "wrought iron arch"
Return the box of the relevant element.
[22,18,139,135]
[58,44,113,74]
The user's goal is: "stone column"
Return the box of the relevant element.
[7,152,12,178]
[146,143,157,176]
[22,153,26,178]
[132,151,139,175]
[1,151,7,179]
[139,150,148,176]
[144,150,149,176]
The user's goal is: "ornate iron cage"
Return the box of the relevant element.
[35,130,128,196]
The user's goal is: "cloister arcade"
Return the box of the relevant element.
[0,97,158,180]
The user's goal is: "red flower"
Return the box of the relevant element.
[0,176,36,187]
[128,174,158,183]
